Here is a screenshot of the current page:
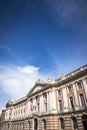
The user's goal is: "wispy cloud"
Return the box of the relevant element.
[45,0,87,30]
[0,45,15,56]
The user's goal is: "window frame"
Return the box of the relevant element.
[60,118,64,130]
[68,85,73,93]
[77,81,83,89]
[72,117,78,130]
[58,89,62,96]
[34,118,38,130]
[43,119,46,130]
[70,97,74,109]
[59,100,63,111]
[79,94,86,107]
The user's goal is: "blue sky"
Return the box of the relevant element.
[0,0,87,113]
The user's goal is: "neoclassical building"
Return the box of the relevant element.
[0,65,87,130]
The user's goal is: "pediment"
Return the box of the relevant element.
[31,85,43,94]
[27,79,47,96]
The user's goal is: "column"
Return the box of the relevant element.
[47,92,49,112]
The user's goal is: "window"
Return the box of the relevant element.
[70,97,74,109]
[77,82,82,89]
[34,119,38,130]
[8,124,9,129]
[59,100,63,111]
[72,117,78,130]
[37,103,40,112]
[36,96,40,102]
[80,94,86,106]
[68,85,72,93]
[44,93,47,100]
[58,89,62,96]
[43,119,46,130]
[44,103,47,112]
[28,122,30,130]
[21,123,24,130]
[60,118,64,130]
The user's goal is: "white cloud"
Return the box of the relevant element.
[18,66,39,74]
[0,65,49,100]
[0,65,51,113]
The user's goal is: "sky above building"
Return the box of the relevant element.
[0,0,87,113]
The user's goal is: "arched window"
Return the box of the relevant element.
[82,115,87,130]
[21,123,24,130]
[70,97,74,109]
[68,85,73,93]
[77,81,82,89]
[80,94,86,106]
[60,118,64,130]
[34,118,38,130]
[28,121,30,130]
[59,100,63,111]
[58,89,62,96]
[8,123,9,129]
[43,119,46,130]
[72,117,78,129]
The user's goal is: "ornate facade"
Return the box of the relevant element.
[0,65,87,130]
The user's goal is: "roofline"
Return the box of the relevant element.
[6,64,87,108]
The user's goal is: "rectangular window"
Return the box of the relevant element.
[59,100,63,111]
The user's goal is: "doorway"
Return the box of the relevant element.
[82,115,87,130]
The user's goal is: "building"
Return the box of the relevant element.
[0,65,87,130]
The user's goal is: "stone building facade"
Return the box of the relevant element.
[0,65,87,130]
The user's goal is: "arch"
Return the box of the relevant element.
[34,118,38,130]
[72,116,78,130]
[79,93,86,106]
[28,121,31,130]
[68,84,73,93]
[82,115,87,130]
[43,119,46,130]
[77,80,83,89]
[60,118,64,130]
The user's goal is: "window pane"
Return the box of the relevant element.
[45,103,47,112]
[59,100,62,111]
[78,82,82,89]
[34,119,38,130]
[43,120,46,130]
[80,94,85,106]
[72,117,78,129]
[60,118,64,129]
[58,90,62,96]
[37,103,40,112]
[68,86,72,92]
[70,97,74,109]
